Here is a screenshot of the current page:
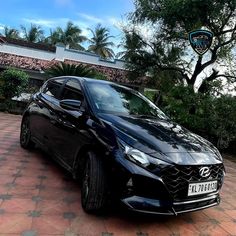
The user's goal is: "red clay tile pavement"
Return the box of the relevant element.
[0,112,236,236]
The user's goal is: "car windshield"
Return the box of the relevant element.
[86,82,168,119]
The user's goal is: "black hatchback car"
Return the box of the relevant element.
[20,76,225,215]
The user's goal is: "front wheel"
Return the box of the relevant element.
[81,151,108,213]
[20,116,34,149]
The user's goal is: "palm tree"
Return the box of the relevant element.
[116,29,144,60]
[87,24,115,59]
[47,21,87,50]
[21,24,44,43]
[1,26,19,39]
[45,62,97,77]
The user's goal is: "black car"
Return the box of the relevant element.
[20,76,225,215]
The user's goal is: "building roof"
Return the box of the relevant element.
[0,36,56,52]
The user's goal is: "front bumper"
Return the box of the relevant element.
[121,192,220,215]
[113,151,224,215]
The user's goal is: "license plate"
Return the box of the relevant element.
[188,180,217,196]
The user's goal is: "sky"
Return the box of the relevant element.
[0,0,134,53]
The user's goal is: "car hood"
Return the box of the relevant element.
[98,113,222,165]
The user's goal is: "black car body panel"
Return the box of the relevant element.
[22,76,225,215]
[97,113,222,165]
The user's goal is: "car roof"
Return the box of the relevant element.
[51,76,112,84]
[50,76,132,90]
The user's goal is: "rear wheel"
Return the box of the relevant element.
[20,116,34,149]
[81,151,108,213]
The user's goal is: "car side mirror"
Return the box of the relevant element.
[60,99,82,111]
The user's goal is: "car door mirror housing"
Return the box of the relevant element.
[60,99,82,111]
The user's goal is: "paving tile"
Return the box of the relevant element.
[32,215,70,234]
[1,198,36,213]
[204,207,234,222]
[220,221,236,235]
[15,176,41,186]
[0,175,15,185]
[219,200,235,210]
[70,213,107,235]
[224,210,236,220]
[103,216,138,236]
[36,199,71,215]
[0,185,8,195]
[136,223,172,236]
[7,185,39,198]
[163,218,200,236]
[193,221,230,236]
[0,213,32,234]
[184,211,210,223]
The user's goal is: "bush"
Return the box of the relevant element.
[45,62,97,77]
[160,85,236,150]
[0,68,29,100]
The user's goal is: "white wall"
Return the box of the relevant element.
[0,44,55,60]
[0,42,126,70]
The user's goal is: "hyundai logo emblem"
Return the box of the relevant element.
[199,167,211,178]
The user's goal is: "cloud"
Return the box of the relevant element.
[108,17,120,27]
[0,24,5,31]
[20,15,124,46]
[77,13,125,29]
[19,31,25,38]
[23,18,56,28]
[78,13,104,24]
[22,17,93,38]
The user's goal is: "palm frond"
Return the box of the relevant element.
[45,62,97,77]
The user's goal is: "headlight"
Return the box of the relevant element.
[124,146,150,167]
[118,139,170,170]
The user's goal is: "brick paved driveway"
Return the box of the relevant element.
[0,112,236,236]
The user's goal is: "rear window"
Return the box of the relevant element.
[42,78,64,99]
[61,79,84,101]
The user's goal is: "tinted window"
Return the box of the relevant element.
[43,79,64,99]
[61,79,84,101]
[87,82,167,119]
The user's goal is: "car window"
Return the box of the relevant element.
[43,78,65,99]
[87,81,168,119]
[61,79,84,101]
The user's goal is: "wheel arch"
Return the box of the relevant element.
[72,144,108,180]
[22,109,30,120]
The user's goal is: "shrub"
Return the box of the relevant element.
[0,68,29,100]
[45,62,97,77]
[160,85,236,150]
[45,62,108,81]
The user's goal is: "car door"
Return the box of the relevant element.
[31,78,66,149]
[49,78,89,168]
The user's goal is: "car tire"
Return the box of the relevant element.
[20,116,34,149]
[81,151,108,213]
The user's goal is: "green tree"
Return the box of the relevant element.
[1,26,19,39]
[0,68,29,100]
[160,85,236,149]
[88,24,115,59]
[21,24,44,43]
[47,21,86,50]
[122,0,236,93]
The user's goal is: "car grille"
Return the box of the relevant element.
[160,164,224,200]
[173,197,218,213]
